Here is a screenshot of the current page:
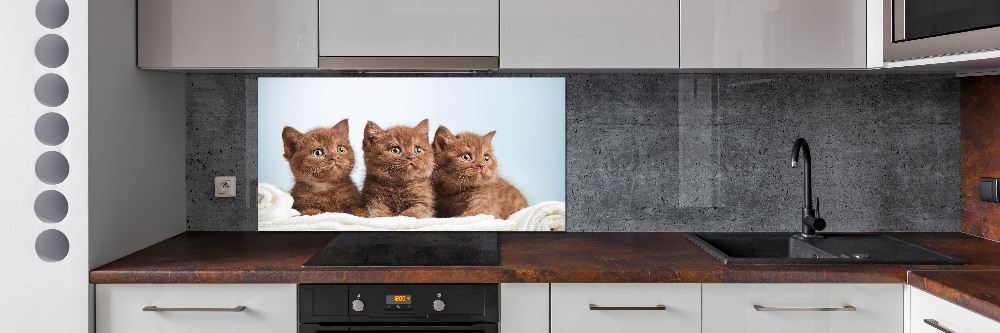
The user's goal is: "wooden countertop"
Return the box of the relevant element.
[90,232,1000,322]
[91,231,1000,284]
[908,270,1000,323]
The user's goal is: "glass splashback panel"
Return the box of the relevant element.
[256,77,566,232]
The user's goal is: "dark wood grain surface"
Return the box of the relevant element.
[90,232,1000,284]
[961,75,1000,242]
[909,270,1000,323]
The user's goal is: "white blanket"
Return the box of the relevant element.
[257,183,565,231]
[257,183,300,221]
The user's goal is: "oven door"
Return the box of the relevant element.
[884,0,1000,61]
[300,323,498,333]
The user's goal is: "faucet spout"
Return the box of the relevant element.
[791,138,825,237]
[791,138,812,210]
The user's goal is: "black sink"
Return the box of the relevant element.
[686,233,966,265]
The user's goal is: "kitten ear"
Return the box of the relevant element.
[364,121,383,150]
[282,126,303,160]
[433,126,456,150]
[332,118,349,133]
[415,119,430,137]
[483,130,496,142]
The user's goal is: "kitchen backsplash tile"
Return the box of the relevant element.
[187,73,960,232]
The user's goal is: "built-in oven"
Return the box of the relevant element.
[299,284,498,333]
[884,0,1000,61]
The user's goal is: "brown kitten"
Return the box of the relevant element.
[360,119,435,218]
[282,119,365,216]
[432,126,528,219]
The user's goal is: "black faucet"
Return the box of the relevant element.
[791,138,826,238]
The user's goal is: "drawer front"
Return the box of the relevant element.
[702,283,903,333]
[96,284,296,333]
[319,0,499,57]
[551,283,701,333]
[911,288,1000,333]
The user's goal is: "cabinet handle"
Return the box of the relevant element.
[753,305,856,312]
[924,319,955,333]
[143,306,247,312]
[589,304,667,311]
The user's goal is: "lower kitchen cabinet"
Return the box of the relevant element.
[500,283,549,333]
[910,287,1000,333]
[702,283,903,333]
[551,283,702,333]
[95,284,297,333]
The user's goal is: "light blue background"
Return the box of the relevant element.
[258,77,566,205]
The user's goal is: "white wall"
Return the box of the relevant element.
[0,0,90,331]
[0,0,185,331]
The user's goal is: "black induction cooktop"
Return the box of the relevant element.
[303,232,499,267]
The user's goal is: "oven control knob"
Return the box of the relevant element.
[432,299,446,312]
[352,299,364,312]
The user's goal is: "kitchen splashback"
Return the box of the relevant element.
[960,75,1000,242]
[186,73,960,232]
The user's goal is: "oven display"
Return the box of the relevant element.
[386,295,412,304]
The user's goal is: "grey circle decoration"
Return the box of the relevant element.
[34,190,68,223]
[36,0,69,29]
[35,112,69,146]
[35,151,69,185]
[35,34,69,68]
[35,229,70,262]
[34,73,69,107]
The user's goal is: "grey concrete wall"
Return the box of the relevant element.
[186,73,960,232]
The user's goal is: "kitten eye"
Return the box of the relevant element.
[462,153,472,161]
[313,149,324,156]
[484,154,490,162]
[415,147,423,154]
[337,146,346,153]
[390,147,402,154]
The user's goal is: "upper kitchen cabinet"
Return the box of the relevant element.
[681,0,879,69]
[318,0,500,70]
[500,0,680,69]
[138,0,318,69]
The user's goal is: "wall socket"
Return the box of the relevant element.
[215,176,236,197]
[981,177,999,203]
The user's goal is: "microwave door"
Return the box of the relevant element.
[896,0,1000,42]
[884,0,1000,61]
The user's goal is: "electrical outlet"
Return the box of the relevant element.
[981,177,999,202]
[215,176,236,197]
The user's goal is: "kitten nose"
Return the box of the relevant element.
[477,164,484,170]
[407,155,415,160]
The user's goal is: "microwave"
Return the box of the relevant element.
[884,0,1000,62]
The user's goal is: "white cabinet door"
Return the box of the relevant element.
[501,0,680,69]
[911,287,1000,333]
[681,0,869,68]
[138,0,318,69]
[702,283,903,333]
[96,284,297,333]
[500,284,549,333]
[551,283,701,333]
[319,0,499,57]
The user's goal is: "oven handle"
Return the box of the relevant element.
[303,324,498,332]
[349,325,496,331]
